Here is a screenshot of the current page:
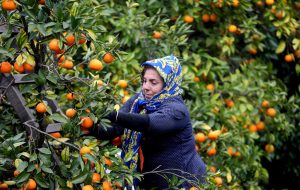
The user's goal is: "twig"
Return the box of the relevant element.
[23,120,80,151]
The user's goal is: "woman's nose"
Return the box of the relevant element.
[143,82,150,90]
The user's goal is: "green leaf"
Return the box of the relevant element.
[49,113,68,123]
[16,172,30,184]
[38,148,52,155]
[35,173,50,188]
[71,173,88,184]
[37,24,46,36]
[17,161,28,173]
[42,167,54,174]
[46,74,58,84]
[16,30,28,49]
[275,41,286,54]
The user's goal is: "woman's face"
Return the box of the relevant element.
[142,67,164,100]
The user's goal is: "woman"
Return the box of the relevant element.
[93,55,206,189]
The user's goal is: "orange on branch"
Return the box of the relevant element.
[0,183,8,190]
[105,157,113,167]
[36,102,47,113]
[2,0,17,11]
[228,24,238,33]
[38,0,45,5]
[66,92,76,100]
[89,59,103,71]
[208,130,220,141]
[92,173,101,183]
[25,179,37,190]
[65,108,76,118]
[103,52,114,64]
[102,181,113,190]
[183,15,194,23]
[63,32,75,46]
[80,146,91,155]
[206,83,215,91]
[265,0,274,6]
[61,59,74,69]
[248,124,257,132]
[266,108,276,117]
[284,54,294,62]
[261,100,269,108]
[232,0,239,7]
[78,33,87,44]
[202,14,210,23]
[207,147,217,156]
[82,185,94,190]
[81,117,94,128]
[265,144,275,153]
[14,62,25,73]
[0,61,12,73]
[117,80,128,89]
[49,39,63,53]
[209,14,218,22]
[49,132,61,138]
[23,63,34,72]
[256,121,265,131]
[195,132,206,143]
[214,176,223,186]
[152,31,161,39]
[56,54,65,63]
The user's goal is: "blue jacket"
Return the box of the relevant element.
[94,93,206,189]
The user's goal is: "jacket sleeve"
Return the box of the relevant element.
[89,93,140,139]
[147,102,188,135]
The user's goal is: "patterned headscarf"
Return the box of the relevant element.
[121,55,183,174]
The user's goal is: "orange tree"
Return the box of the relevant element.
[1,0,300,189]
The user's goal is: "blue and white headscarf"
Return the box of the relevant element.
[121,55,183,175]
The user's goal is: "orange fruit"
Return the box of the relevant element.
[265,0,274,6]
[0,183,8,190]
[115,182,122,189]
[36,102,47,113]
[266,108,276,117]
[103,52,114,64]
[2,0,17,11]
[232,0,239,7]
[284,54,294,62]
[183,15,194,23]
[207,147,217,156]
[80,146,91,155]
[195,132,206,143]
[63,32,75,46]
[256,121,265,131]
[60,59,74,69]
[112,136,122,146]
[294,50,300,58]
[193,76,200,82]
[56,54,65,63]
[49,132,61,138]
[209,166,217,173]
[102,181,113,190]
[38,0,45,5]
[256,1,264,7]
[295,2,300,10]
[89,59,103,71]
[78,33,87,44]
[261,100,269,108]
[82,185,94,190]
[117,80,128,89]
[66,92,76,100]
[105,157,113,167]
[23,63,34,72]
[214,176,223,186]
[92,173,101,183]
[81,117,94,128]
[248,47,257,55]
[14,170,20,177]
[14,62,25,73]
[275,10,284,19]
[202,14,210,23]
[152,31,161,39]
[208,130,220,141]
[96,80,104,87]
[206,83,215,91]
[0,61,12,73]
[233,151,241,157]
[228,24,238,33]
[65,108,76,118]
[25,178,37,190]
[227,146,235,156]
[248,124,257,132]
[189,187,198,190]
[225,99,235,108]
[265,144,275,153]
[49,39,63,53]
[209,14,218,22]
